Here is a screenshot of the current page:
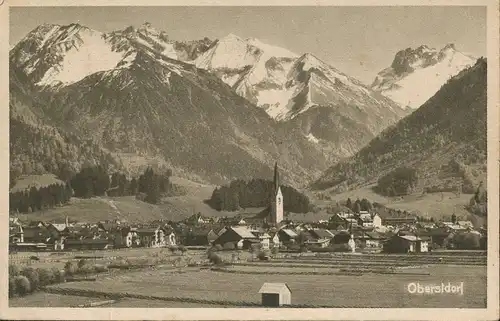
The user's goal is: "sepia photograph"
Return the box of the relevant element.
[2,1,499,319]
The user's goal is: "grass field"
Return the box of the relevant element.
[36,264,485,308]
[11,175,245,223]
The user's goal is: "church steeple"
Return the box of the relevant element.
[269,161,283,225]
[273,162,280,194]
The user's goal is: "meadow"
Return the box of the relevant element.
[29,264,486,308]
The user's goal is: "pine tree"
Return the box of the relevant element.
[346,198,352,210]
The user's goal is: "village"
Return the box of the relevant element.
[9,163,486,255]
[8,164,488,308]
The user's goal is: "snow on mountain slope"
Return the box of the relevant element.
[196,36,404,123]
[10,23,135,88]
[195,34,300,108]
[10,22,212,90]
[371,44,476,109]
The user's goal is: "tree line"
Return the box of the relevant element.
[9,183,73,214]
[70,166,174,204]
[375,166,419,196]
[206,178,311,213]
[344,197,373,213]
[10,165,178,213]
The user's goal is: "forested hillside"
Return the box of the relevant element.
[206,179,311,213]
[312,58,487,195]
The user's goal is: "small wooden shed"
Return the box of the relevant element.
[258,283,292,307]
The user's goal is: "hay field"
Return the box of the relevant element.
[45,264,486,308]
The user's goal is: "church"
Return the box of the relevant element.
[269,162,284,225]
[251,162,284,227]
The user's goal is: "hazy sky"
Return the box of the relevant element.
[10,6,486,84]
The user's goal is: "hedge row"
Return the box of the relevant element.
[8,265,64,298]
[9,259,110,298]
[210,267,363,276]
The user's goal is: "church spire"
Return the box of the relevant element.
[273,161,280,193]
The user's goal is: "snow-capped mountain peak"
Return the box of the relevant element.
[371,44,476,109]
[10,23,137,88]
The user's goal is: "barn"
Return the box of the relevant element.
[258,283,291,307]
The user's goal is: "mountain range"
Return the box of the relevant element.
[9,22,480,190]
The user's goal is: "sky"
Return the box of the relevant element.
[10,6,486,85]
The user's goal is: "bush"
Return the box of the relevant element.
[64,261,77,276]
[14,275,31,296]
[37,268,54,286]
[77,265,93,275]
[453,233,481,249]
[77,258,87,269]
[333,243,352,252]
[257,251,271,261]
[179,245,187,254]
[208,252,223,265]
[51,267,64,283]
[93,264,109,273]
[9,264,20,277]
[250,243,261,253]
[20,267,39,292]
[9,277,17,298]
[223,242,235,251]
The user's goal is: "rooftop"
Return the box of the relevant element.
[258,283,292,294]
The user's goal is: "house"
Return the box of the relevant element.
[308,229,335,240]
[136,227,165,248]
[305,229,334,248]
[258,283,292,307]
[381,217,417,227]
[332,230,351,244]
[9,225,24,243]
[344,218,359,228]
[457,221,474,229]
[362,231,385,248]
[304,238,330,248]
[217,227,227,236]
[219,216,247,227]
[207,230,218,245]
[184,228,213,246]
[372,214,382,228]
[383,234,429,253]
[63,226,96,240]
[329,213,348,229]
[417,228,450,247]
[22,226,52,244]
[357,214,374,227]
[251,230,271,249]
[164,229,177,246]
[277,228,298,244]
[213,226,259,249]
[270,232,281,248]
[186,212,211,225]
[27,221,46,228]
[113,227,136,248]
